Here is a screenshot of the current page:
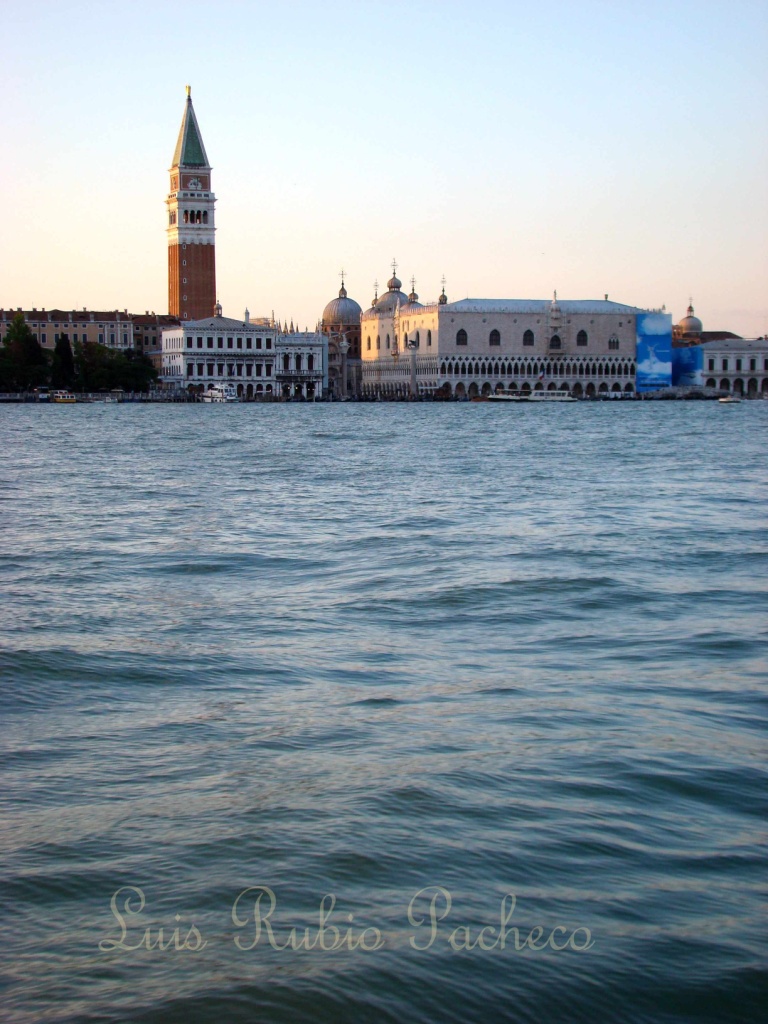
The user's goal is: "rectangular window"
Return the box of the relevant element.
[735,358,742,371]
[708,358,714,371]
[246,339,252,349]
[206,363,213,375]
[266,364,272,376]
[186,337,193,347]
[217,364,223,376]
[750,359,756,371]
[237,338,242,349]
[110,333,115,344]
[197,339,203,349]
[246,364,252,376]
[123,333,128,344]
[256,338,262,349]
[227,339,233,349]
[256,364,262,376]
[41,333,47,344]
[217,339,223,348]
[236,365,243,376]
[55,333,60,342]
[207,339,213,349]
[722,359,728,371]
[72,333,77,342]
[187,364,193,377]
[266,339,272,349]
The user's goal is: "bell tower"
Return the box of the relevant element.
[167,87,216,321]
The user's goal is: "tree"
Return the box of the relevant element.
[0,313,49,390]
[51,334,76,388]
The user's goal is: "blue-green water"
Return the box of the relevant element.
[1,402,766,1023]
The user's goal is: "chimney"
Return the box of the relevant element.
[244,308,250,324]
[604,294,608,301]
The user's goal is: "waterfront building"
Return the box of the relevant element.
[275,327,326,398]
[161,305,277,396]
[0,308,139,350]
[360,271,658,398]
[166,88,216,322]
[320,275,362,397]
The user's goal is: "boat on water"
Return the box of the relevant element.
[718,396,741,404]
[486,391,577,403]
[201,383,239,403]
[51,391,77,404]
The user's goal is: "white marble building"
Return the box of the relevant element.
[161,305,278,396]
[274,329,326,398]
[702,339,768,396]
[360,273,651,398]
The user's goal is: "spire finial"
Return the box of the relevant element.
[411,275,416,292]
[554,289,557,301]
[391,258,398,275]
[186,85,191,98]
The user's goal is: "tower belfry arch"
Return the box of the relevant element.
[166,87,216,321]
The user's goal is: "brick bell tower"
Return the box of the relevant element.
[167,86,216,321]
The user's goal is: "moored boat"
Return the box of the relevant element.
[486,391,577,403]
[51,391,77,404]
[201,383,239,403]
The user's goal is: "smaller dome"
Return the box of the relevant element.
[438,287,447,305]
[677,303,702,334]
[387,274,402,291]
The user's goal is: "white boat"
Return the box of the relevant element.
[51,390,77,404]
[486,391,577,403]
[201,383,239,403]
[718,396,741,404]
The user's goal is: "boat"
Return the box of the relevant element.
[486,390,577,403]
[51,391,77,404]
[718,396,741,404]
[201,383,239,403]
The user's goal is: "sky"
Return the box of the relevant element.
[1,0,767,336]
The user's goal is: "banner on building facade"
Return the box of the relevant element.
[671,344,703,387]
[635,313,672,392]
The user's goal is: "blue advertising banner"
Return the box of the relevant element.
[636,313,672,392]
[671,345,703,387]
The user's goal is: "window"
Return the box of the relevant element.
[708,358,715,371]
[456,328,468,346]
[489,329,500,346]
[722,359,728,371]
[296,354,302,371]
[197,338,203,349]
[523,330,534,346]
[750,358,755,371]
[186,337,193,348]
[550,335,562,350]
[227,339,233,349]
[42,334,47,344]
[283,354,290,371]
[386,334,390,349]
[266,339,272,349]
[55,333,60,342]
[266,365,272,376]
[256,364,263,377]
[207,339,213,349]
[608,337,619,350]
[427,330,432,347]
[187,364,193,377]
[246,339,252,349]
[110,333,115,344]
[308,354,314,371]
[577,330,588,346]
[367,337,371,351]
[736,359,742,371]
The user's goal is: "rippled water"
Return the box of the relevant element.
[1,402,767,1023]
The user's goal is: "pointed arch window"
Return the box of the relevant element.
[386,334,390,349]
[549,335,562,350]
[427,330,432,346]
[523,329,534,346]
[577,330,588,346]
[456,328,468,346]
[489,329,500,346]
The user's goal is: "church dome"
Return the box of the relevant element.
[387,274,402,292]
[677,303,702,335]
[322,282,362,326]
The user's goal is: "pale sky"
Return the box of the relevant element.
[1,0,766,336]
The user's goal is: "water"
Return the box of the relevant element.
[1,402,766,1023]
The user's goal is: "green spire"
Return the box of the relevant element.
[171,86,210,169]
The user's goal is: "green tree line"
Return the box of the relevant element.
[0,314,158,392]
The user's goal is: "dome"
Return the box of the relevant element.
[677,303,702,335]
[322,283,362,326]
[371,289,409,313]
[387,274,402,292]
